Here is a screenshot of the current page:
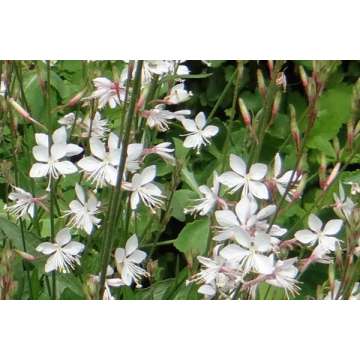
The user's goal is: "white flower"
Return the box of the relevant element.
[91,77,125,109]
[77,133,143,188]
[143,142,176,165]
[64,183,101,235]
[180,112,218,153]
[36,228,85,273]
[333,183,355,220]
[218,154,268,199]
[143,104,190,132]
[272,153,301,201]
[58,112,76,128]
[80,112,109,138]
[30,140,79,191]
[185,172,223,216]
[91,265,124,300]
[115,234,148,286]
[164,83,193,104]
[35,126,83,157]
[123,165,164,212]
[265,257,300,297]
[4,186,39,219]
[345,181,360,195]
[220,231,273,275]
[295,214,343,252]
[213,197,276,242]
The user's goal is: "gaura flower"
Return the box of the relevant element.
[180,112,218,153]
[64,183,101,235]
[91,77,125,109]
[91,265,124,300]
[36,228,85,273]
[218,154,268,199]
[115,234,148,287]
[4,186,46,219]
[333,183,355,220]
[164,83,193,104]
[77,133,143,188]
[143,142,176,165]
[58,112,76,129]
[185,171,225,216]
[142,104,190,132]
[295,213,343,252]
[122,165,164,212]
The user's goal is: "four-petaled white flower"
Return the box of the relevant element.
[64,183,101,235]
[115,234,148,286]
[36,228,85,273]
[295,214,343,252]
[272,153,301,201]
[265,257,300,297]
[164,83,193,104]
[4,186,44,219]
[143,142,176,165]
[220,231,273,275]
[333,183,355,220]
[218,154,268,199]
[30,140,79,191]
[123,165,164,212]
[91,265,124,300]
[58,112,76,128]
[185,172,224,216]
[91,77,125,109]
[180,112,218,153]
[143,104,190,132]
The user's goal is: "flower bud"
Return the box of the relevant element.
[14,249,36,262]
[299,65,308,90]
[257,69,266,98]
[289,104,301,152]
[67,88,87,107]
[323,162,341,191]
[332,137,341,160]
[307,78,317,102]
[328,262,335,294]
[267,60,274,76]
[347,121,354,149]
[271,91,282,120]
[238,98,251,127]
[319,153,327,189]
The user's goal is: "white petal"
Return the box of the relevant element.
[183,134,202,149]
[195,112,206,129]
[77,156,101,172]
[63,241,85,255]
[128,249,147,264]
[229,154,246,176]
[235,197,252,225]
[274,153,282,177]
[55,228,72,246]
[202,125,219,138]
[90,138,106,159]
[295,229,317,244]
[30,163,49,178]
[54,161,78,175]
[319,235,338,252]
[51,144,67,161]
[140,166,156,185]
[45,254,60,273]
[323,219,343,235]
[308,214,323,233]
[104,165,118,186]
[218,171,244,190]
[130,192,140,210]
[249,163,267,180]
[125,234,139,256]
[75,183,86,204]
[33,145,49,162]
[198,284,216,297]
[36,242,57,255]
[181,118,197,132]
[127,143,144,160]
[254,254,274,274]
[220,244,248,262]
[35,133,49,147]
[52,126,67,144]
[248,181,269,200]
[108,132,120,151]
[215,210,239,227]
[66,144,83,157]
[257,205,276,221]
[115,248,125,264]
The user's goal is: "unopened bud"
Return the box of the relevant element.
[267,60,274,76]
[271,91,282,120]
[323,162,341,191]
[135,93,146,113]
[332,137,341,159]
[292,173,307,200]
[15,249,36,261]
[319,153,327,189]
[299,65,308,90]
[347,121,354,149]
[307,78,317,102]
[67,88,87,107]
[276,72,287,92]
[289,104,301,152]
[257,69,266,98]
[238,98,251,127]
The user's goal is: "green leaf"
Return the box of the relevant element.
[174,218,209,256]
[170,189,198,221]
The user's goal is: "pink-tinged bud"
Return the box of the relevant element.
[307,78,317,103]
[9,98,47,131]
[256,69,266,98]
[328,262,335,293]
[276,72,287,92]
[289,104,301,152]
[271,91,282,120]
[267,60,274,76]
[67,88,87,107]
[299,65,308,90]
[135,93,146,113]
[15,249,36,261]
[319,153,327,189]
[323,162,341,191]
[292,173,307,200]
[238,98,251,127]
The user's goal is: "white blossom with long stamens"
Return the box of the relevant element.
[36,228,85,273]
[64,183,101,235]
[164,82,193,104]
[4,186,40,219]
[91,77,125,109]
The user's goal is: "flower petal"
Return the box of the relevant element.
[33,145,49,162]
[125,234,139,256]
[323,219,343,235]
[248,180,269,200]
[63,241,85,255]
[295,229,317,244]
[195,112,206,129]
[249,163,267,180]
[308,214,322,233]
[215,210,239,227]
[54,161,78,175]
[55,228,72,246]
[30,163,49,178]
[229,154,246,176]
[36,242,57,255]
[90,138,106,160]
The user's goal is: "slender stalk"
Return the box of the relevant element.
[98,61,143,298]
